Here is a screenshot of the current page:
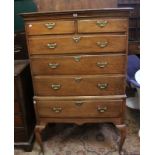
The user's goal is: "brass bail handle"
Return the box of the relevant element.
[52,107,62,113]
[45,22,56,29]
[47,43,57,49]
[97,83,108,90]
[96,20,108,27]
[48,63,59,69]
[96,62,108,68]
[97,106,107,113]
[51,84,61,90]
[97,41,108,48]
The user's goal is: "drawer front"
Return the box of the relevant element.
[36,99,123,118]
[26,20,75,35]
[33,75,125,96]
[31,54,126,75]
[28,35,127,55]
[78,18,128,33]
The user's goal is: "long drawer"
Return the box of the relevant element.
[78,18,128,33]
[28,34,127,55]
[31,54,126,75]
[36,99,124,118]
[33,75,125,96]
[26,20,75,35]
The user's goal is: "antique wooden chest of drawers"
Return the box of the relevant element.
[21,6,131,154]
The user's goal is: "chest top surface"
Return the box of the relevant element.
[21,9,132,22]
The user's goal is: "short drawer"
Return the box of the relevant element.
[31,54,126,75]
[78,18,128,33]
[28,34,127,55]
[33,75,125,96]
[36,99,124,118]
[26,20,75,35]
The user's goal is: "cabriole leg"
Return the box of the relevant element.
[35,124,46,154]
[116,124,127,155]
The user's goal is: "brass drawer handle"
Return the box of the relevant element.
[74,56,81,62]
[75,101,84,106]
[75,77,82,82]
[96,62,108,68]
[45,22,56,29]
[51,84,61,90]
[96,20,108,28]
[73,36,81,43]
[97,41,108,48]
[47,43,57,49]
[97,83,108,90]
[48,63,59,69]
[97,106,107,113]
[52,107,62,113]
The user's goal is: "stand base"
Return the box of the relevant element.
[35,123,126,155]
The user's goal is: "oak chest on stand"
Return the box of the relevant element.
[21,5,131,154]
